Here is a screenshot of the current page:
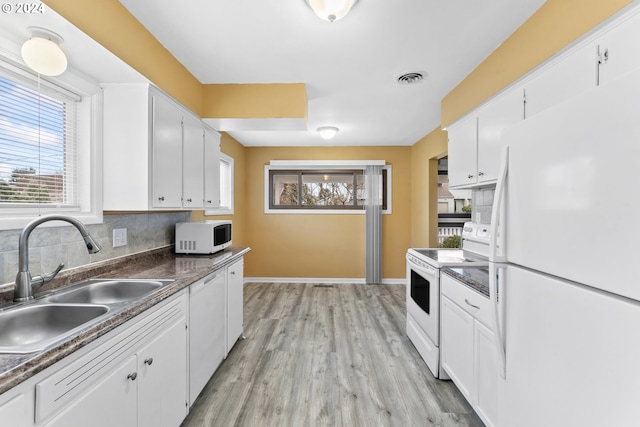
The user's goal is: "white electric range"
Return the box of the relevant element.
[406,222,490,379]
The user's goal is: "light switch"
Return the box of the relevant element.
[113,228,127,247]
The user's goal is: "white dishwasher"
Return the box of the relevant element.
[188,269,226,406]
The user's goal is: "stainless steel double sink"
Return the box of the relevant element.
[0,279,174,354]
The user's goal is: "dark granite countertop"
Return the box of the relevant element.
[442,265,490,298]
[0,245,250,396]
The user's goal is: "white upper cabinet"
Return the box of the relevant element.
[203,129,221,209]
[597,10,640,85]
[522,7,640,113]
[152,93,184,209]
[181,113,205,209]
[102,84,152,211]
[447,115,477,188]
[103,84,220,211]
[448,87,524,189]
[448,5,640,190]
[477,86,524,183]
[523,42,598,119]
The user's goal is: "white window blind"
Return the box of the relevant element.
[0,68,79,208]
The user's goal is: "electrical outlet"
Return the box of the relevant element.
[113,228,127,248]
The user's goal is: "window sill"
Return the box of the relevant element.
[0,211,103,231]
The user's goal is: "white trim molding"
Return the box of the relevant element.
[269,159,385,169]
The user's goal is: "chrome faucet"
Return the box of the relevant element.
[14,215,102,302]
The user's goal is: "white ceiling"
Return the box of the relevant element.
[0,1,547,147]
[119,0,546,147]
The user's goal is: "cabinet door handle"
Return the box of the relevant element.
[478,171,484,177]
[127,372,138,381]
[464,299,480,309]
[144,358,154,366]
[158,196,165,202]
[206,200,212,204]
[467,174,474,179]
[186,198,192,203]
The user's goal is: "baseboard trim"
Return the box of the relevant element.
[245,277,406,285]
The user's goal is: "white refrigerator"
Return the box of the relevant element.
[490,68,640,427]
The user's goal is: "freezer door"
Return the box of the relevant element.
[498,266,640,427]
[501,68,640,301]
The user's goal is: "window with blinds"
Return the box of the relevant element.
[0,70,78,209]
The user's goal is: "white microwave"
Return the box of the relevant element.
[175,220,232,254]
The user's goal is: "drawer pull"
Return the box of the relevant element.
[127,372,137,381]
[144,358,154,366]
[465,299,480,309]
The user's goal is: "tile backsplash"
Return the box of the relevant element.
[473,187,495,225]
[0,212,190,286]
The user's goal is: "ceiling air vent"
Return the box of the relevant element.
[397,72,425,85]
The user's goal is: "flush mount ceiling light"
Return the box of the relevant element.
[21,27,67,76]
[317,126,339,139]
[304,0,359,22]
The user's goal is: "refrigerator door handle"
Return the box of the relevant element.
[491,262,507,378]
[490,146,509,263]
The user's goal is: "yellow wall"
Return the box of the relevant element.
[244,146,411,280]
[192,133,247,246]
[203,84,307,119]
[442,0,633,127]
[410,128,448,248]
[43,0,203,115]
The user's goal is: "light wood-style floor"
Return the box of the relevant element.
[181,283,483,427]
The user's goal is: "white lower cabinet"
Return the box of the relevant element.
[0,390,35,427]
[44,356,138,427]
[226,258,244,353]
[0,254,248,427]
[35,291,188,427]
[137,318,188,427]
[441,274,498,427]
[47,317,188,427]
[441,296,475,401]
